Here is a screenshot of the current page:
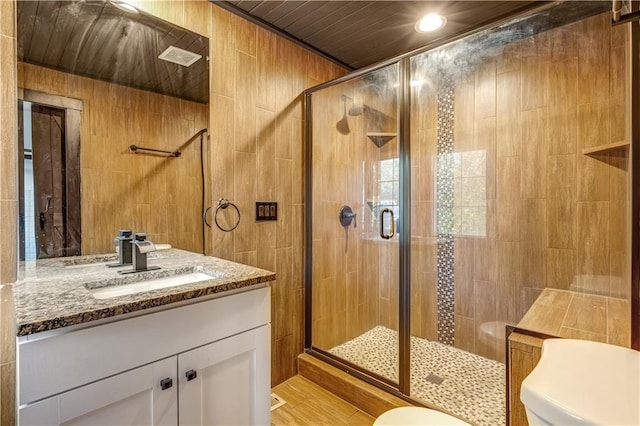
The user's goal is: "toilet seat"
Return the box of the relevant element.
[374,407,471,425]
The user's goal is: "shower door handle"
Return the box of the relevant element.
[379,208,395,240]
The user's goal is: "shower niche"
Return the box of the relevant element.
[362,107,397,148]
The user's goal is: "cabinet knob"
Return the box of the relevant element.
[160,377,173,390]
[185,369,197,381]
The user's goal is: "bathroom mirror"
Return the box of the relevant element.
[16,0,210,260]
[17,1,209,103]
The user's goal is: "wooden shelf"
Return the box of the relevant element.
[582,140,629,156]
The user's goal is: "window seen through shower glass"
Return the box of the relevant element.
[378,157,400,211]
[452,150,486,237]
[379,158,399,200]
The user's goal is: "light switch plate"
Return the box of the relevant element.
[256,202,277,221]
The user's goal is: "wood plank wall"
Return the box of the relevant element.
[18,63,209,255]
[205,5,346,385]
[410,13,630,362]
[126,1,346,385]
[0,0,17,285]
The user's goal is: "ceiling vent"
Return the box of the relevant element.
[158,46,202,67]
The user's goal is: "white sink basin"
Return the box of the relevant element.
[60,255,118,268]
[65,260,114,269]
[88,272,217,299]
[63,253,163,269]
[521,339,640,425]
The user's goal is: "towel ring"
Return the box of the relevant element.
[209,198,240,232]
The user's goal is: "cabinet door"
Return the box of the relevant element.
[178,324,270,426]
[19,357,177,426]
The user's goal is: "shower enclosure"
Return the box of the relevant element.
[305,2,632,425]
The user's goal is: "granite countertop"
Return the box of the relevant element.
[13,249,276,337]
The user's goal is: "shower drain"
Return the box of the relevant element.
[426,373,446,385]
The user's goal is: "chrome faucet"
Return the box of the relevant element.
[118,233,160,274]
[131,233,158,272]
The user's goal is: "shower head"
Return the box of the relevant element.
[336,96,350,135]
[348,104,365,116]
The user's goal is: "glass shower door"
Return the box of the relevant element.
[309,63,401,385]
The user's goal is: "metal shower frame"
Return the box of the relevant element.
[303,0,640,405]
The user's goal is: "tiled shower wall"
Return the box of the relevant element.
[311,76,406,353]
[312,74,448,350]
[203,5,346,386]
[411,12,629,362]
[313,14,630,366]
[311,82,376,350]
[312,12,630,367]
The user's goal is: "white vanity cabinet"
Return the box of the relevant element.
[18,357,177,426]
[17,286,271,426]
[178,324,270,425]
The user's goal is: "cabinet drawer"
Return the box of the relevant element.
[18,286,270,405]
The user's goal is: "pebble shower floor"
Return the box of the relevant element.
[329,326,505,426]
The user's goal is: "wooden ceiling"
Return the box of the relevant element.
[218,1,544,69]
[17,1,209,103]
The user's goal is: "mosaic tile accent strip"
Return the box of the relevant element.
[436,83,455,345]
[330,326,505,426]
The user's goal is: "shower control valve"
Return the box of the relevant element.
[339,205,357,229]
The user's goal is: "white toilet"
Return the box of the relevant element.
[521,339,640,425]
[374,407,471,425]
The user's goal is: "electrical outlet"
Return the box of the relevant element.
[256,202,277,221]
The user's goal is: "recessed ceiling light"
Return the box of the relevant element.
[110,1,139,14]
[415,13,447,33]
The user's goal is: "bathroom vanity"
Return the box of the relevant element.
[13,249,275,426]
